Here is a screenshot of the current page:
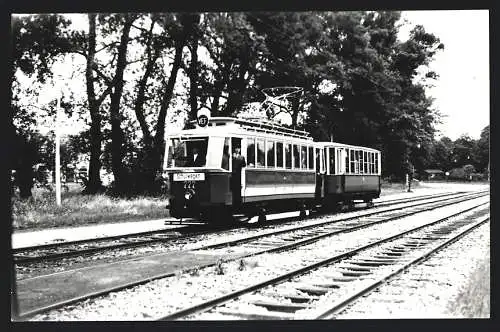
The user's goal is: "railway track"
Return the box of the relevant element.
[16,191,488,320]
[160,205,489,320]
[12,191,480,265]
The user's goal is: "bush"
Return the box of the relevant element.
[448,164,484,181]
[449,167,466,180]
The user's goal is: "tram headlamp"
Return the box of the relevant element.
[184,189,194,200]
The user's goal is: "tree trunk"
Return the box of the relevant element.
[84,14,102,194]
[152,40,184,173]
[109,15,135,194]
[187,15,200,121]
[133,18,157,147]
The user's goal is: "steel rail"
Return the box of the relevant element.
[193,191,487,251]
[313,215,490,319]
[13,191,486,265]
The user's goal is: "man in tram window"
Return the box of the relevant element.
[231,144,246,206]
[188,146,205,167]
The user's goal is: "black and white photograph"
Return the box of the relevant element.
[9,9,490,321]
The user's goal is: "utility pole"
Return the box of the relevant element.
[55,92,62,206]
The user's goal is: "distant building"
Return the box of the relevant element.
[422,169,445,181]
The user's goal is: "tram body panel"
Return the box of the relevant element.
[243,169,315,202]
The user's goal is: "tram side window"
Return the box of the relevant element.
[361,150,365,173]
[345,150,349,174]
[368,152,372,174]
[375,153,379,173]
[344,148,349,174]
[247,138,256,167]
[308,146,314,170]
[285,143,292,169]
[257,139,265,167]
[293,144,300,169]
[266,141,275,168]
[370,152,374,174]
[353,150,358,173]
[315,148,320,172]
[301,146,308,169]
[350,149,355,173]
[360,151,364,173]
[361,150,366,174]
[221,137,230,170]
[363,151,368,173]
[276,142,284,168]
[329,147,335,174]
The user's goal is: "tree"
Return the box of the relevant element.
[248,12,328,127]
[11,14,76,198]
[475,125,489,172]
[121,13,200,194]
[185,14,201,121]
[108,14,138,194]
[452,134,477,168]
[199,13,267,117]
[82,14,113,193]
[430,136,454,171]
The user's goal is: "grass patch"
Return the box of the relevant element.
[446,257,490,318]
[11,185,169,231]
[214,258,225,275]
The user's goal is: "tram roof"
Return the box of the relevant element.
[167,117,379,152]
[320,141,380,153]
[169,117,313,141]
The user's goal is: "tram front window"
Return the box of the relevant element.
[166,137,208,168]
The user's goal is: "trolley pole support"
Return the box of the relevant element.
[55,93,62,206]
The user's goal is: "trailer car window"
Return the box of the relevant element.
[293,144,300,169]
[366,151,369,173]
[308,146,314,170]
[276,142,284,168]
[285,143,292,169]
[359,151,365,174]
[301,146,307,169]
[266,141,275,168]
[247,138,255,167]
[329,147,335,175]
[222,137,230,170]
[256,139,265,167]
[349,150,353,173]
[370,152,374,174]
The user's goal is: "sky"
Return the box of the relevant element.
[16,11,490,141]
[399,10,490,140]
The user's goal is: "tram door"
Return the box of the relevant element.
[231,138,244,207]
[315,147,325,199]
[336,148,345,174]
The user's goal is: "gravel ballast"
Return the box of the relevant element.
[17,191,483,279]
[334,221,490,319]
[27,196,489,321]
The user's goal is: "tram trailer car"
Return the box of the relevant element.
[319,142,381,209]
[163,117,381,223]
